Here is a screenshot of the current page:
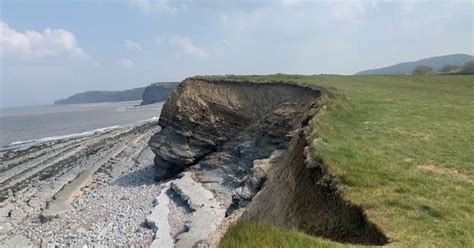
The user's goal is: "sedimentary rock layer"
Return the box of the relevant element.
[149,77,388,246]
[149,78,320,179]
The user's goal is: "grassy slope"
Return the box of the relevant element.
[220,221,341,248]
[216,75,474,247]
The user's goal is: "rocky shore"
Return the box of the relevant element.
[0,121,163,247]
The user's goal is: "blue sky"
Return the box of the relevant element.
[1,0,473,107]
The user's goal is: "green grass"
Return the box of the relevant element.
[221,221,342,248]
[213,75,474,247]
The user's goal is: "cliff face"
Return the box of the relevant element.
[149,78,319,179]
[54,87,145,105]
[140,82,179,105]
[148,77,387,245]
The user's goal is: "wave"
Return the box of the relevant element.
[1,116,160,151]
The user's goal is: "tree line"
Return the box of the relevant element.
[412,61,474,75]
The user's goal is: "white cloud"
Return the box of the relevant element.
[129,0,177,13]
[117,58,134,68]
[0,21,87,59]
[125,40,142,50]
[168,36,207,58]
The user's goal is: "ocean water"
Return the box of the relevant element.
[0,101,164,148]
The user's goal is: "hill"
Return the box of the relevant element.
[140,82,179,105]
[355,54,474,75]
[54,87,145,105]
[53,82,179,105]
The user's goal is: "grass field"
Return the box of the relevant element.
[217,75,474,247]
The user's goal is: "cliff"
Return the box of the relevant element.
[54,87,145,105]
[149,78,318,179]
[148,77,387,246]
[54,82,178,105]
[240,105,387,244]
[140,82,179,105]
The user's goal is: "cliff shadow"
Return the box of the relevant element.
[242,122,388,245]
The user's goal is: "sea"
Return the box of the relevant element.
[0,101,164,149]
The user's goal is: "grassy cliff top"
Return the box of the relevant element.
[216,75,474,247]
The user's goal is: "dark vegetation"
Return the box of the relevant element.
[355,54,473,75]
[53,82,178,105]
[412,65,434,75]
[54,87,145,105]
[411,61,474,75]
[140,82,179,105]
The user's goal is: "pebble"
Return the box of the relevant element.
[0,128,162,247]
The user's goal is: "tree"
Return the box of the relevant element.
[412,65,434,75]
[438,64,461,74]
[459,61,474,74]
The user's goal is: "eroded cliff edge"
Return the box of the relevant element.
[148,77,387,246]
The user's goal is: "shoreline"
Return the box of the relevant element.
[0,101,165,149]
[0,120,163,246]
[0,116,161,152]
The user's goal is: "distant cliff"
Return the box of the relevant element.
[54,87,145,105]
[355,54,474,75]
[140,82,179,105]
[54,82,179,105]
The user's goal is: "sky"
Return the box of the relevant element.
[0,0,473,107]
